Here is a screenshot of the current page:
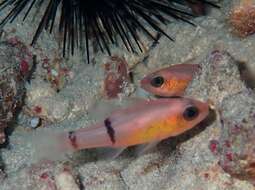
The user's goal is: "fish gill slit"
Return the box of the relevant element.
[104,118,116,144]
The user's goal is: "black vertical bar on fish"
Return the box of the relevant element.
[104,118,116,144]
[68,131,78,149]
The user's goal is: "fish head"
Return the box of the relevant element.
[140,64,200,97]
[140,70,170,96]
[164,98,209,136]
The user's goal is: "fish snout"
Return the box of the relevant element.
[194,100,210,121]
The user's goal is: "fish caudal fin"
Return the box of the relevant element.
[31,129,73,162]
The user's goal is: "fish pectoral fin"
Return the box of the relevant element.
[135,141,160,156]
[96,147,126,160]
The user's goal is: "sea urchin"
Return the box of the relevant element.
[0,0,219,63]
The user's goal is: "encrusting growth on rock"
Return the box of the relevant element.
[229,0,255,37]
[0,39,33,144]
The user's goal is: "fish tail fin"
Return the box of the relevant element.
[31,129,74,162]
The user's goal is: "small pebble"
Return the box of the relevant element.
[55,170,80,190]
[51,69,59,77]
[29,117,41,128]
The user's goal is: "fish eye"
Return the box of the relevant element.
[183,106,199,120]
[150,76,164,87]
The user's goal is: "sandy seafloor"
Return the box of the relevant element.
[1,0,255,189]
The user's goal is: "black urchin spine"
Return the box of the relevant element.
[0,0,219,63]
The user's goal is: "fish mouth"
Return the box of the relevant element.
[198,102,210,120]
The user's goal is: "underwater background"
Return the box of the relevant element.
[0,0,255,189]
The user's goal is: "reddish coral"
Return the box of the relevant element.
[229,2,255,37]
[42,57,71,91]
[40,172,49,180]
[0,39,33,144]
[20,59,30,75]
[217,91,255,185]
[7,37,21,46]
[204,173,210,179]
[33,106,42,114]
[28,162,57,190]
[209,140,219,155]
[225,152,233,161]
[103,56,130,99]
[224,140,231,148]
[231,124,242,134]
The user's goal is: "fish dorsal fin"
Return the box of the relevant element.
[169,63,200,75]
[89,97,147,121]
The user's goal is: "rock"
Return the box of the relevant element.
[186,50,246,105]
[217,90,255,185]
[103,56,131,99]
[55,166,80,190]
[229,0,255,37]
[29,117,41,129]
[0,39,33,144]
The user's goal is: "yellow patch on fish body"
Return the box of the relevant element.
[131,116,185,143]
[163,78,190,95]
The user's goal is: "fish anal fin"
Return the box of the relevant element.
[135,141,160,156]
[96,147,126,160]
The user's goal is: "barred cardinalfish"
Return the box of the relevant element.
[36,98,209,159]
[141,63,200,97]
